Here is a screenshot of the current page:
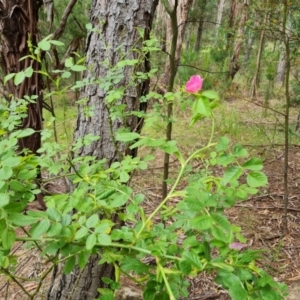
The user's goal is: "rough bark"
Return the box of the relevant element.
[0,0,43,154]
[47,0,158,299]
[275,49,287,83]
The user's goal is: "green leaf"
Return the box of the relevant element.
[86,234,96,250]
[233,144,248,157]
[47,223,63,237]
[192,97,211,117]
[86,214,99,228]
[10,180,25,192]
[190,215,213,230]
[179,260,192,275]
[78,250,89,269]
[63,255,76,274]
[61,71,72,79]
[14,71,25,85]
[212,214,231,232]
[71,65,86,72]
[97,233,111,245]
[216,137,230,152]
[4,73,16,85]
[222,166,243,185]
[182,251,202,269]
[242,157,263,171]
[65,57,74,68]
[15,128,35,138]
[110,194,128,208]
[1,228,16,249]
[229,281,248,300]
[24,66,33,78]
[38,40,51,51]
[201,90,219,100]
[74,227,89,240]
[47,207,62,222]
[11,214,38,226]
[29,219,51,238]
[247,171,268,187]
[49,40,64,46]
[211,225,230,243]
[0,194,9,207]
[121,257,148,274]
[115,132,140,142]
[119,171,130,183]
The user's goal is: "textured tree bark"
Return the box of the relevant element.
[0,0,43,154]
[47,0,158,299]
[215,0,226,40]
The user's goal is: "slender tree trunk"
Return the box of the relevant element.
[275,49,287,84]
[249,13,269,98]
[244,34,255,63]
[227,0,250,81]
[47,0,158,299]
[194,0,207,52]
[0,0,43,154]
[215,0,226,39]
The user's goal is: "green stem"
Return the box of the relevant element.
[157,262,176,300]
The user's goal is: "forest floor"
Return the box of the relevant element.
[1,97,300,299]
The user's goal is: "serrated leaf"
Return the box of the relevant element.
[47,223,63,237]
[0,194,9,207]
[222,166,243,185]
[1,228,16,249]
[233,144,248,157]
[216,137,230,152]
[86,234,96,250]
[247,171,268,187]
[228,281,248,300]
[182,251,202,268]
[242,157,263,171]
[29,219,51,238]
[115,132,140,142]
[4,73,16,85]
[212,225,230,243]
[121,257,148,274]
[190,215,213,230]
[65,57,74,68]
[15,128,35,138]
[179,260,192,275]
[192,97,211,117]
[86,214,99,228]
[11,214,38,226]
[74,227,89,240]
[71,65,86,72]
[78,250,89,269]
[97,233,111,245]
[201,90,219,100]
[47,207,61,222]
[63,255,76,274]
[49,40,64,46]
[14,71,25,85]
[24,66,33,78]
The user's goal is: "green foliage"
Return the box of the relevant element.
[0,36,287,300]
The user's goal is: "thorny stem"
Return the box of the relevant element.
[157,262,176,300]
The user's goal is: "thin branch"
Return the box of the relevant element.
[52,0,78,41]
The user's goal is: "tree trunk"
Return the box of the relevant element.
[227,0,250,81]
[249,13,269,98]
[0,0,43,154]
[215,0,226,40]
[47,0,158,299]
[275,49,287,84]
[194,0,207,52]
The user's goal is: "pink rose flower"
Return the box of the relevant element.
[185,75,204,93]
